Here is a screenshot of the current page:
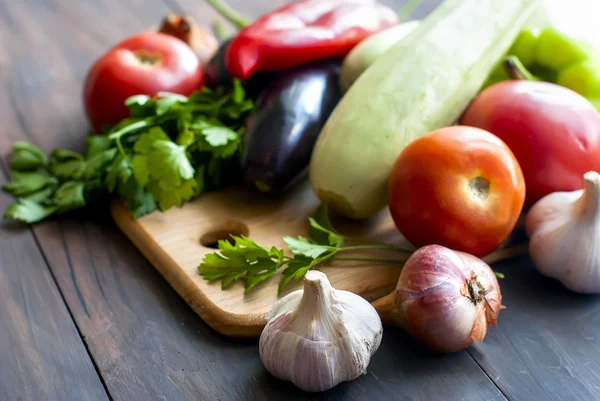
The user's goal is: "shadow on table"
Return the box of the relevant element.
[244,325,500,401]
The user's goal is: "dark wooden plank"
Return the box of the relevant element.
[0,0,506,400]
[0,146,108,399]
[33,213,508,401]
[467,257,600,401]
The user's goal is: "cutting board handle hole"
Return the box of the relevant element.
[200,220,249,249]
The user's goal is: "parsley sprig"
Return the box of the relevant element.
[3,81,255,223]
[198,205,413,293]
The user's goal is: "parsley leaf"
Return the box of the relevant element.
[278,255,314,293]
[22,186,56,203]
[131,127,171,185]
[86,135,111,158]
[202,126,238,147]
[149,141,194,187]
[134,127,171,152]
[3,200,57,223]
[148,178,196,210]
[116,176,157,219]
[84,148,117,179]
[49,149,84,163]
[198,235,285,293]
[50,161,85,180]
[105,154,132,192]
[3,172,58,196]
[283,236,331,259]
[175,128,195,147]
[2,82,255,224]
[125,95,156,118]
[309,204,344,246]
[131,155,150,186]
[309,217,345,247]
[232,79,245,104]
[156,92,188,115]
[197,204,413,294]
[125,94,151,107]
[130,126,196,209]
[54,181,86,212]
[8,142,48,171]
[198,208,343,293]
[48,149,86,180]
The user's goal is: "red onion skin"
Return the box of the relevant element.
[394,245,502,353]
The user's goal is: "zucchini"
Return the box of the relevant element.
[340,21,420,92]
[309,0,540,220]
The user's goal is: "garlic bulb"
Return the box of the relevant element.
[259,270,383,392]
[526,171,600,293]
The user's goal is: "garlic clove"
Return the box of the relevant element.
[259,270,383,392]
[526,171,600,293]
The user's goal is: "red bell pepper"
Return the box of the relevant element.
[224,0,399,80]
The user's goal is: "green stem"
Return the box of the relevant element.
[344,237,413,253]
[188,104,225,113]
[108,120,153,140]
[339,245,412,253]
[115,137,127,159]
[495,272,505,279]
[398,0,422,20]
[213,21,230,42]
[504,56,537,81]
[332,257,406,264]
[205,0,251,29]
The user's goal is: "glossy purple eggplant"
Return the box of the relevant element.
[205,39,273,100]
[242,59,342,194]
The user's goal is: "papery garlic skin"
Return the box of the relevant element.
[526,171,600,293]
[259,270,383,392]
[393,245,502,353]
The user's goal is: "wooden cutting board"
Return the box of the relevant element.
[111,180,522,338]
[110,180,415,338]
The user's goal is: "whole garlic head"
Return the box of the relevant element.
[526,171,600,293]
[259,270,383,392]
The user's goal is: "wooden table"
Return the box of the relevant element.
[1,0,600,400]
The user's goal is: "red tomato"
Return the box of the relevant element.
[388,126,525,257]
[83,32,204,133]
[461,81,600,205]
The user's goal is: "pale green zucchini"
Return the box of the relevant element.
[340,21,421,92]
[309,0,541,220]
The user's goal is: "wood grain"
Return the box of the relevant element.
[0,173,108,399]
[111,181,526,338]
[3,0,600,400]
[468,257,600,401]
[0,0,509,400]
[110,183,407,337]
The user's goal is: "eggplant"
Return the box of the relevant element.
[204,39,232,88]
[205,39,273,100]
[242,59,342,194]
